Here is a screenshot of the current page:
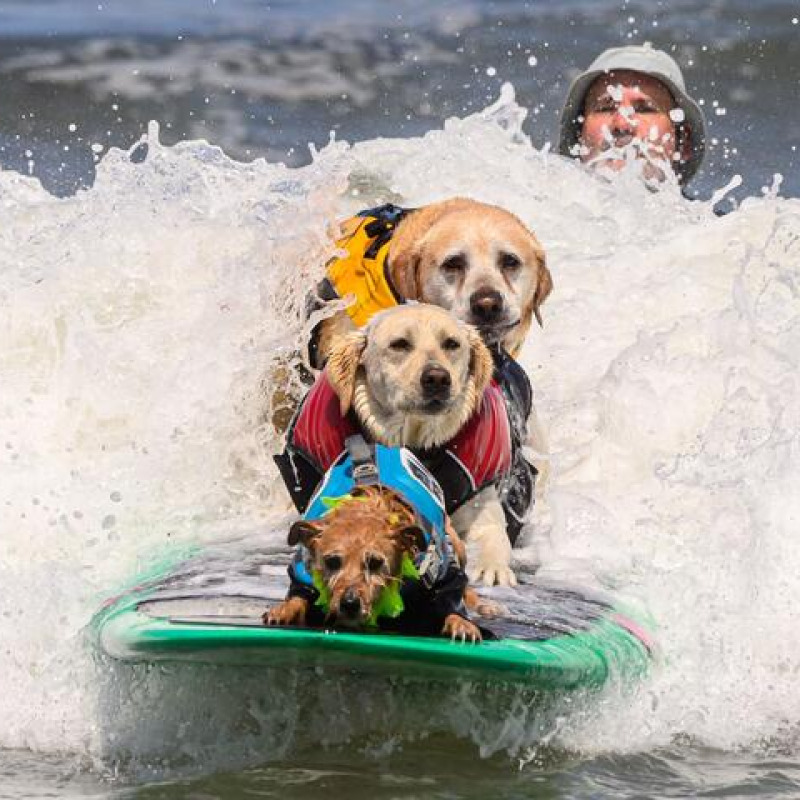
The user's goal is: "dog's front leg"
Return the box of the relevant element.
[451,487,516,587]
[263,596,308,626]
[464,587,505,618]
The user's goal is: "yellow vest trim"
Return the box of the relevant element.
[326,215,400,328]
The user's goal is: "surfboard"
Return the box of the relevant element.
[92,544,655,689]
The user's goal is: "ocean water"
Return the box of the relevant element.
[1,1,800,798]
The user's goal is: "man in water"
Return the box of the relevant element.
[558,43,707,187]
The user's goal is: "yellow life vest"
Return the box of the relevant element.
[325,206,408,328]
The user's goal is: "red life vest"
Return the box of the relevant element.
[281,373,513,516]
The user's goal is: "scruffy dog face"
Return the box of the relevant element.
[289,487,424,628]
[326,305,493,449]
[386,199,551,354]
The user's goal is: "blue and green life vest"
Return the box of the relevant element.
[287,437,469,627]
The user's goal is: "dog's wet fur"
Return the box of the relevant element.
[326,304,493,451]
[264,485,483,642]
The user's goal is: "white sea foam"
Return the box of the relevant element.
[1,85,799,773]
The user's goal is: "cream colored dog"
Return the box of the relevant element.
[326,303,518,586]
[315,197,552,368]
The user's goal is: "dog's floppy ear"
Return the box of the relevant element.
[395,524,428,555]
[533,259,553,328]
[387,199,478,300]
[288,519,322,548]
[465,325,494,396]
[326,330,367,416]
[386,204,450,300]
[386,246,422,300]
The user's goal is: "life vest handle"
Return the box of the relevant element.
[344,435,379,486]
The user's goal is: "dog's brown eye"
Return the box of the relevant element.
[499,252,521,271]
[365,555,386,573]
[389,337,412,352]
[323,554,342,572]
[441,254,467,273]
[442,337,461,351]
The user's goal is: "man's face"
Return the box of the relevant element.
[578,70,682,182]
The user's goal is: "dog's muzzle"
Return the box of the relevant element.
[469,288,506,326]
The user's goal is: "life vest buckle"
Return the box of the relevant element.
[352,462,379,483]
[417,542,442,590]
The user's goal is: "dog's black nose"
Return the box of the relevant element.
[470,288,505,323]
[339,591,362,618]
[420,365,452,397]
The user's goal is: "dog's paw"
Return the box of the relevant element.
[464,588,506,618]
[262,607,289,626]
[468,563,518,588]
[442,614,482,644]
[262,598,306,627]
[464,517,516,587]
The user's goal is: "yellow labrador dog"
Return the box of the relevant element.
[312,197,552,370]
[324,304,519,586]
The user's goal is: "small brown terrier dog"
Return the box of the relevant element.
[264,486,482,642]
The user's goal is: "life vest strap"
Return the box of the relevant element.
[360,204,411,258]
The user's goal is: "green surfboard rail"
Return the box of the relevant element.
[95,598,653,690]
